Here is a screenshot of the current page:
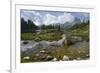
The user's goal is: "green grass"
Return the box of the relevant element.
[21,31,63,42]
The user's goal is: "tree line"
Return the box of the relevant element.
[21,18,61,33]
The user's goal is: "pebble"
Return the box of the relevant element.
[23,56,30,60]
[52,58,57,61]
[62,55,69,61]
[77,57,81,60]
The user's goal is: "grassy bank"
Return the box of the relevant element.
[21,31,63,42]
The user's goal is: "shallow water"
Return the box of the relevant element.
[21,40,89,52]
[69,41,89,49]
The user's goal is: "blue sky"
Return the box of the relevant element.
[21,10,89,26]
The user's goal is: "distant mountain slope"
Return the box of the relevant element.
[67,21,89,41]
[70,23,89,32]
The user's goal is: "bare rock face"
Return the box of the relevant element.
[67,36,83,46]
[62,55,69,61]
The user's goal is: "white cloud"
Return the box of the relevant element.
[21,10,43,25]
[21,10,75,26]
[58,13,75,24]
[43,14,58,25]
[31,12,43,26]
[43,13,75,25]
